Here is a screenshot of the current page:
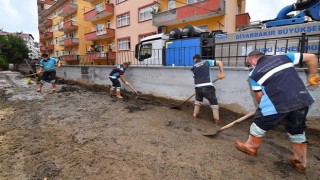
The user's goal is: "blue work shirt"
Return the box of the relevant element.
[39,57,58,71]
[191,59,217,87]
[249,53,314,116]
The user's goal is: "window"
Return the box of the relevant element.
[96,2,104,13]
[70,0,75,4]
[139,5,156,22]
[187,0,204,4]
[116,0,126,4]
[54,37,58,44]
[118,38,130,50]
[96,23,105,35]
[53,24,58,32]
[55,51,59,57]
[61,50,65,56]
[168,0,175,10]
[107,20,110,28]
[117,13,129,27]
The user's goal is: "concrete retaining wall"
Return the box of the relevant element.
[57,65,320,118]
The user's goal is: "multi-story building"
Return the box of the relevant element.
[0,30,40,60]
[37,0,247,65]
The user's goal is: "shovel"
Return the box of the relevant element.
[201,111,256,137]
[127,83,142,97]
[171,78,220,110]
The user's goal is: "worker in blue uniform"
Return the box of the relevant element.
[191,54,225,124]
[37,54,61,93]
[109,62,131,99]
[236,50,319,173]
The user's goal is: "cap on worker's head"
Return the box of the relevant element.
[248,50,264,57]
[41,53,49,58]
[193,54,201,60]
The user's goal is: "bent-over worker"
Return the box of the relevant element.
[191,54,225,124]
[109,62,131,99]
[236,50,319,174]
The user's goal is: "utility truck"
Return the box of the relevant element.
[135,0,320,67]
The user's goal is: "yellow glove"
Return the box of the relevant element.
[308,74,319,86]
[218,73,225,80]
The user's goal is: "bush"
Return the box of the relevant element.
[0,56,9,70]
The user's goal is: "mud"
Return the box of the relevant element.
[0,71,320,179]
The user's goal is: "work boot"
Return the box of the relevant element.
[235,135,263,156]
[193,104,200,118]
[212,108,220,124]
[290,143,307,174]
[110,87,115,96]
[37,84,43,92]
[116,90,123,99]
[52,83,56,92]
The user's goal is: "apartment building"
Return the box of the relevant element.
[0,30,40,60]
[38,0,247,65]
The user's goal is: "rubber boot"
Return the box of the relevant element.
[52,83,56,92]
[193,104,200,118]
[290,143,307,174]
[37,84,43,92]
[235,135,263,156]
[212,108,221,124]
[116,90,123,99]
[110,87,115,96]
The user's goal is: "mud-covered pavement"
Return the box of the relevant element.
[1,71,320,180]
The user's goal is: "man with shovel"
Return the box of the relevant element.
[191,54,225,124]
[36,54,61,93]
[109,62,131,99]
[236,50,319,173]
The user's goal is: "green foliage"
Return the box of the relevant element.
[0,55,9,70]
[0,34,30,64]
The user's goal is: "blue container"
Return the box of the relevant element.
[165,37,200,66]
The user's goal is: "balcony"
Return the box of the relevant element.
[84,3,114,22]
[153,0,225,26]
[40,45,54,51]
[86,52,116,60]
[59,20,78,32]
[236,13,250,30]
[84,0,95,2]
[60,55,80,61]
[40,32,53,40]
[39,19,53,32]
[59,38,79,47]
[85,28,115,41]
[58,3,78,18]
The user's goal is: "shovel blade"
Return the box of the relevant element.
[201,131,219,137]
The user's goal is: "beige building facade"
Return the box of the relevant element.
[38,0,247,65]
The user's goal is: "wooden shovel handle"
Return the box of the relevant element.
[218,111,256,132]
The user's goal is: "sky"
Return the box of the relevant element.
[0,0,298,43]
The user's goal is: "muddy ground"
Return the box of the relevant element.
[0,71,319,180]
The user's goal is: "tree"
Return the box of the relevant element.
[0,34,30,65]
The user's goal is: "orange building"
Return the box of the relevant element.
[37,0,247,65]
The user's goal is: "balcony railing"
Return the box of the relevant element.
[59,38,79,47]
[40,32,53,40]
[40,45,54,51]
[60,55,79,61]
[85,28,115,41]
[86,51,116,60]
[39,19,53,32]
[59,20,78,32]
[84,3,114,22]
[153,0,225,26]
[58,3,78,18]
